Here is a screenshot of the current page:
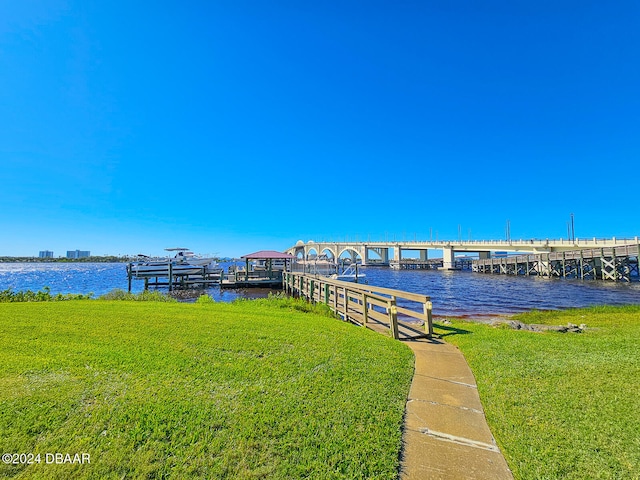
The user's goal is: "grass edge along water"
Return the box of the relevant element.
[437,305,640,480]
[3,290,639,479]
[0,295,414,479]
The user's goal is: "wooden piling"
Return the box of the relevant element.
[389,297,399,340]
[424,301,434,338]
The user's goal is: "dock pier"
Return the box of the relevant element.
[126,264,222,292]
[283,271,433,340]
[389,258,474,270]
[220,250,293,289]
[473,244,640,281]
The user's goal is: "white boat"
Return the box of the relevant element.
[330,264,366,283]
[168,248,218,267]
[292,255,366,282]
[129,248,220,278]
[291,254,338,276]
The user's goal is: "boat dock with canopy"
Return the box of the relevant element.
[221,250,294,288]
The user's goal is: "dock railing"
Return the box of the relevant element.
[473,243,640,281]
[283,272,433,340]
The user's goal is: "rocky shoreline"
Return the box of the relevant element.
[440,315,587,333]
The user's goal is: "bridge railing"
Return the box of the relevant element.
[283,272,433,340]
[474,244,640,265]
[288,237,640,251]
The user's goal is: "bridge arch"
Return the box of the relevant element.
[338,248,363,262]
[320,247,336,259]
[291,240,307,259]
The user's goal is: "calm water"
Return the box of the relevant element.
[2,263,640,317]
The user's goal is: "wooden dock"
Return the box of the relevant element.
[127,263,222,291]
[283,272,433,340]
[220,250,293,289]
[389,258,474,270]
[390,259,442,270]
[220,270,284,288]
[473,244,640,281]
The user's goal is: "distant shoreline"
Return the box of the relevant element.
[0,256,132,263]
[0,256,235,264]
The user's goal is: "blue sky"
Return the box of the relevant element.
[1,1,639,257]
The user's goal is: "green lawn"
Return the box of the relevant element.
[437,305,640,480]
[0,297,414,479]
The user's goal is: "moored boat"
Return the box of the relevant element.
[330,264,366,283]
[129,248,221,278]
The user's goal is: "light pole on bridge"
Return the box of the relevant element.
[570,213,575,243]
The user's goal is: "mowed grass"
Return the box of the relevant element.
[437,305,640,480]
[0,298,414,479]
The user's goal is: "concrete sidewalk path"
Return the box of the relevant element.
[400,337,514,480]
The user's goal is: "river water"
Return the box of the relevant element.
[1,262,640,317]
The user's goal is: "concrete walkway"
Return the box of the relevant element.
[399,337,513,479]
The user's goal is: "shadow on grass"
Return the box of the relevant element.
[433,323,473,338]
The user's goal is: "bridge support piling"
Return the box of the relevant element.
[442,247,456,270]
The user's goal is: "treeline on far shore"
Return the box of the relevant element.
[0,256,134,263]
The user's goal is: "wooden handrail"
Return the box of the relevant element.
[283,272,432,340]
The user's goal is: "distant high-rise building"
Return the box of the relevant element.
[39,250,54,258]
[66,250,90,259]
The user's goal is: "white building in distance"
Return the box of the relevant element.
[66,250,90,259]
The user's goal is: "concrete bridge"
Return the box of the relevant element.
[286,237,640,270]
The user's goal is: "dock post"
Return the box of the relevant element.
[127,263,132,292]
[362,293,368,326]
[344,288,349,322]
[389,297,399,340]
[424,300,433,338]
[544,253,551,276]
[168,262,173,292]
